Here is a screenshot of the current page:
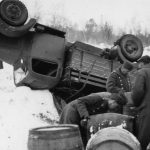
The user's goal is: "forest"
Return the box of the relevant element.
[36,15,150,47]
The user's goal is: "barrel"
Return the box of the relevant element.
[87,113,134,136]
[28,124,84,150]
[86,127,141,150]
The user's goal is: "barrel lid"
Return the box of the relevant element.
[37,127,70,131]
[86,127,141,150]
[28,124,81,140]
[29,124,79,133]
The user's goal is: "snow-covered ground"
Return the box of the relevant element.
[0,63,59,150]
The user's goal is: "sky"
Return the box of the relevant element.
[20,0,150,34]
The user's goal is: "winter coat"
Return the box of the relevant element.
[59,92,121,147]
[59,93,108,125]
[131,64,150,150]
[106,67,132,93]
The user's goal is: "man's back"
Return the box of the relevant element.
[131,62,150,150]
[132,64,150,111]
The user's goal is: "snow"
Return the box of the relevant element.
[0,63,59,150]
[143,46,150,56]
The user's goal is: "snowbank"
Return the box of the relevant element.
[0,63,59,150]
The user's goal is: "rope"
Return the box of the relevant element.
[65,59,97,102]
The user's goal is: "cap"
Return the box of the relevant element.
[122,61,134,71]
[137,55,150,64]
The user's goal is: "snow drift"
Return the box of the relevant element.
[0,63,59,150]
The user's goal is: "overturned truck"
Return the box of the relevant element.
[0,0,144,150]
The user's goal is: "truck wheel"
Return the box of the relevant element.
[117,34,143,62]
[0,0,28,26]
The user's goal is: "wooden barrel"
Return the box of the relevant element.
[28,124,84,150]
[86,127,141,150]
[87,113,134,138]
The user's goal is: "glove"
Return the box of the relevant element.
[118,91,127,105]
[80,117,90,128]
[108,100,119,110]
[112,91,127,105]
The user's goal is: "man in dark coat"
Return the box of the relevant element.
[59,92,126,133]
[106,61,133,93]
[106,61,133,113]
[59,92,126,125]
[131,55,150,150]
[59,92,126,146]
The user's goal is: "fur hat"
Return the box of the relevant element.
[137,55,150,64]
[122,61,133,71]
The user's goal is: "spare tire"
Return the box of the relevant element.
[0,0,28,26]
[116,34,143,62]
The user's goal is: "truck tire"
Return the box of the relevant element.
[116,34,143,62]
[0,0,28,26]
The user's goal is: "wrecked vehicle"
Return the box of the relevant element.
[0,0,143,93]
[0,0,144,150]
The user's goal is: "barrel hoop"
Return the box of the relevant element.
[92,140,133,150]
[29,125,78,132]
[63,146,83,150]
[29,131,80,140]
[28,141,83,150]
[29,128,78,134]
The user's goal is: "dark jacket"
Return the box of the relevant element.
[76,94,108,119]
[131,64,150,150]
[106,67,132,93]
[59,94,108,125]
